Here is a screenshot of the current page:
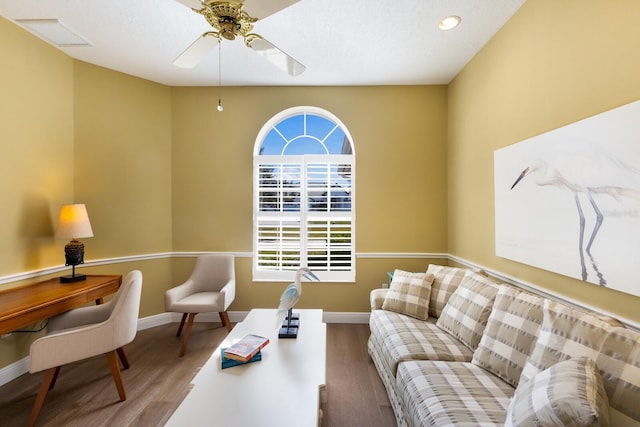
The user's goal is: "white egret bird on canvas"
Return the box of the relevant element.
[275,267,319,337]
[510,140,640,285]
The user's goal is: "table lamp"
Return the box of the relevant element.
[55,203,94,283]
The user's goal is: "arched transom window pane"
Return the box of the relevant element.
[260,114,348,156]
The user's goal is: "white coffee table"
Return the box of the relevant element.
[165,308,326,427]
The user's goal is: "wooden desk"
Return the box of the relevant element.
[0,274,122,335]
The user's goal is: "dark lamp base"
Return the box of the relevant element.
[60,273,87,283]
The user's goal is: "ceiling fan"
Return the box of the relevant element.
[173,0,306,76]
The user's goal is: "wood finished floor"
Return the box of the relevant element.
[0,322,396,427]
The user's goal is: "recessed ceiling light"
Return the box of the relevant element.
[439,15,461,31]
[15,19,91,47]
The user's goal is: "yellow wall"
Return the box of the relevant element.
[171,85,448,253]
[71,59,175,321]
[0,17,74,367]
[0,17,74,276]
[447,0,640,322]
[73,61,174,260]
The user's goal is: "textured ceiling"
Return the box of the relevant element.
[0,0,526,87]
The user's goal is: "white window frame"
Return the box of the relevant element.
[252,106,355,282]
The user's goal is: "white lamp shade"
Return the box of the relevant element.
[55,204,94,239]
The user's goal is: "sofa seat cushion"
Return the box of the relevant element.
[370,310,473,376]
[397,360,514,427]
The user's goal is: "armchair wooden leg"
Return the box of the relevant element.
[49,366,61,391]
[176,313,188,337]
[219,311,232,332]
[28,367,58,427]
[116,347,130,370]
[179,313,197,357]
[106,351,126,401]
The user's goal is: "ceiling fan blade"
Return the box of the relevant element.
[173,33,219,68]
[242,0,299,19]
[175,0,204,10]
[246,35,305,76]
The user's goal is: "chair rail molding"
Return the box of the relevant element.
[0,251,447,285]
[1,251,637,330]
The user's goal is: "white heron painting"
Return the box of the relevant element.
[495,99,640,297]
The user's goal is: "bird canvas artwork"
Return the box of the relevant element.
[495,99,640,297]
[275,267,319,338]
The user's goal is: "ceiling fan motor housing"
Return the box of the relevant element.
[200,1,256,40]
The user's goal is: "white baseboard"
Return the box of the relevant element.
[137,312,175,330]
[0,310,370,387]
[0,357,29,389]
[323,311,370,324]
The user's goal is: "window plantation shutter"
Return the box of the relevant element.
[254,156,354,282]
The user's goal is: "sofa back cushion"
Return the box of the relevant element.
[426,264,468,318]
[435,272,499,351]
[596,326,640,421]
[472,285,545,387]
[521,300,623,383]
[381,270,434,320]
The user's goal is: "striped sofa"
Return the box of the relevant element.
[368,265,640,427]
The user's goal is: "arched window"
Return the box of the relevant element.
[253,106,355,282]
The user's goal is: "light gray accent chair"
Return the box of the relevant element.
[165,254,235,357]
[27,270,143,427]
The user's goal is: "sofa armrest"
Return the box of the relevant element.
[370,288,388,310]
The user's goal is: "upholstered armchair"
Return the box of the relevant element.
[27,270,143,427]
[165,254,235,357]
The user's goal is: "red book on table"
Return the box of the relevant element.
[223,334,270,362]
